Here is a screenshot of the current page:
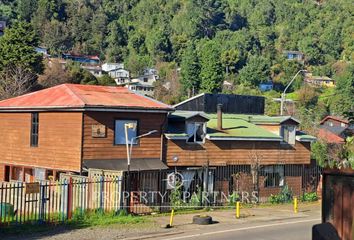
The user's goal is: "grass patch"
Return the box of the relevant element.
[0,210,148,238]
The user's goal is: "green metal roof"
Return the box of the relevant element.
[206,118,282,140]
[166,111,312,141]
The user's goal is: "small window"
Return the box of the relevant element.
[340,122,346,128]
[186,122,206,143]
[31,113,39,147]
[143,78,148,82]
[281,125,296,145]
[264,166,284,188]
[115,120,138,145]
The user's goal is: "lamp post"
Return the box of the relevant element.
[280,70,307,116]
[124,124,157,212]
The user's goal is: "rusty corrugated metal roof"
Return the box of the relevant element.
[0,84,173,111]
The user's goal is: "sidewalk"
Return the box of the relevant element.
[151,202,320,233]
[3,202,321,240]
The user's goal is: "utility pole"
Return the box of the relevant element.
[280,70,307,116]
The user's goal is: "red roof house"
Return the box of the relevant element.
[0,84,173,182]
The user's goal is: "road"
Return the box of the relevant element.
[157,218,319,240]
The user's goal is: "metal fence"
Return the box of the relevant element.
[126,163,323,213]
[0,177,123,225]
[0,163,322,225]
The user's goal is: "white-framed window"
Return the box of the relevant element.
[114,120,138,145]
[280,125,296,145]
[186,122,206,143]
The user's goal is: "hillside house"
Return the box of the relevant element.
[304,74,335,88]
[62,53,100,65]
[0,84,172,182]
[102,63,130,84]
[318,116,353,144]
[283,50,304,62]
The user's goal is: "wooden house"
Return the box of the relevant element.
[164,94,316,199]
[0,84,173,182]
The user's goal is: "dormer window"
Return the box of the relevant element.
[280,125,296,145]
[186,122,206,143]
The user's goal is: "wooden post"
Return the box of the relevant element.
[67,177,73,220]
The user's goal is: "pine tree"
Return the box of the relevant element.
[180,43,200,97]
[0,21,43,74]
[199,40,223,93]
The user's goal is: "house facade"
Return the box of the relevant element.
[318,116,353,143]
[164,94,316,199]
[0,84,172,182]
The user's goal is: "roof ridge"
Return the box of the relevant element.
[63,84,87,106]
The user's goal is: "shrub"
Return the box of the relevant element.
[268,185,293,204]
[229,192,240,206]
[301,192,318,202]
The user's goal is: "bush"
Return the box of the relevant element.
[301,192,318,202]
[268,185,293,204]
[229,192,240,206]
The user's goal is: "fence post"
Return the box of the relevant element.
[67,177,73,220]
[100,176,104,211]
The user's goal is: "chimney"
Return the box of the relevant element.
[217,104,223,130]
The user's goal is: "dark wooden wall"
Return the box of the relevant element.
[165,139,311,166]
[0,112,83,174]
[82,111,167,161]
[176,93,265,114]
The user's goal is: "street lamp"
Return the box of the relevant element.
[124,124,157,212]
[280,70,307,116]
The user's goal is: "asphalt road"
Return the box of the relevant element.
[156,218,319,240]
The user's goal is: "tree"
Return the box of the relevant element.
[238,55,270,87]
[0,21,43,74]
[198,40,223,93]
[38,59,71,88]
[180,43,200,97]
[42,20,71,55]
[0,65,37,100]
[330,64,354,115]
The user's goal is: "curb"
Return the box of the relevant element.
[123,231,185,240]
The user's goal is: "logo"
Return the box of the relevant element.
[166,172,184,189]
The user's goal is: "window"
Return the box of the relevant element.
[186,122,206,143]
[31,113,39,147]
[143,78,148,82]
[114,120,138,145]
[340,122,346,128]
[264,165,284,188]
[280,125,296,145]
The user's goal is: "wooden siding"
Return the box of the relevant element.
[0,112,82,172]
[166,139,311,166]
[82,112,167,160]
[0,164,4,181]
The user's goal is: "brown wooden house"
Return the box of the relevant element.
[0,84,173,182]
[164,94,317,199]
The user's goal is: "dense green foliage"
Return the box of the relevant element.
[0,21,43,73]
[268,185,293,204]
[0,0,353,114]
[300,192,318,202]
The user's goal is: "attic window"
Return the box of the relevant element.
[280,125,296,145]
[186,122,206,143]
